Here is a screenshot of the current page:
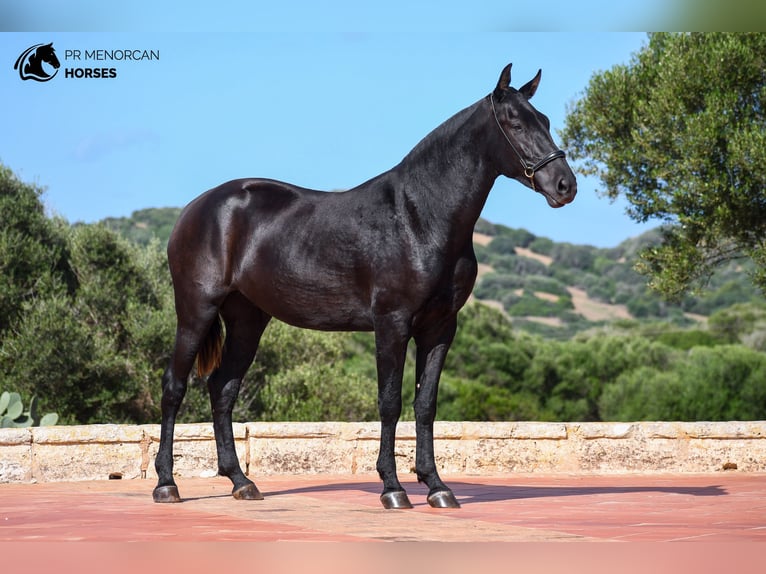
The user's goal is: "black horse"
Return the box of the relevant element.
[153,63,577,509]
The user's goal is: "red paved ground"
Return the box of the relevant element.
[2,473,764,573]
[1,472,764,543]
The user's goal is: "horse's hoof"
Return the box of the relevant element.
[427,489,461,508]
[153,485,181,503]
[233,483,264,500]
[380,490,413,509]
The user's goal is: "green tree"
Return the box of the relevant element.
[708,301,766,350]
[598,367,686,421]
[600,345,766,421]
[175,322,379,423]
[436,374,546,421]
[0,218,174,424]
[251,323,378,421]
[562,33,766,299]
[0,164,74,336]
[523,334,676,421]
[446,302,535,388]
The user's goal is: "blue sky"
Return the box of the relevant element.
[2,1,673,33]
[3,25,661,247]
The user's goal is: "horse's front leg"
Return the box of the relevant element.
[414,317,460,508]
[374,314,412,509]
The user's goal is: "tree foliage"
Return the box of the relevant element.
[562,33,766,299]
[0,165,172,422]
[0,230,174,424]
[0,164,74,335]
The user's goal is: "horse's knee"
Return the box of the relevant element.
[378,399,402,424]
[413,395,437,424]
[161,370,187,408]
[377,382,403,422]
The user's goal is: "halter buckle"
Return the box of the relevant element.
[523,166,535,179]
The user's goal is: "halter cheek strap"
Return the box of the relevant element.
[490,93,566,190]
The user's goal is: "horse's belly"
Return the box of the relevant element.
[273,297,375,331]
[236,271,375,332]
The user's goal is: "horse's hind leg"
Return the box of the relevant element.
[154,306,220,503]
[207,292,271,500]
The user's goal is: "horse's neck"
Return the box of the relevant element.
[27,53,42,72]
[395,99,497,248]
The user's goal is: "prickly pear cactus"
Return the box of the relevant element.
[0,391,59,427]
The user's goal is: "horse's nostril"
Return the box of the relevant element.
[557,177,570,194]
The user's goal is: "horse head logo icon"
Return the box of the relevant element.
[14,43,61,82]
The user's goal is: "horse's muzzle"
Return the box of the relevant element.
[542,175,577,208]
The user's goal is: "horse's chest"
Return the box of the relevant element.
[415,255,477,314]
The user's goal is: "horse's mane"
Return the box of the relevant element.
[399,99,484,166]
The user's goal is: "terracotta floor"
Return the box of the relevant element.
[2,472,765,542]
[1,473,764,571]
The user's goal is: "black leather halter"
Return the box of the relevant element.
[490,93,566,190]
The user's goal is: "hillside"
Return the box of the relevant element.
[472,219,762,337]
[100,209,763,338]
[101,207,182,246]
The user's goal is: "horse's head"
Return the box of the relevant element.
[489,63,577,208]
[36,43,61,69]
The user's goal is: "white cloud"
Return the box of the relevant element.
[72,128,159,162]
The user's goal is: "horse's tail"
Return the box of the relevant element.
[197,315,224,377]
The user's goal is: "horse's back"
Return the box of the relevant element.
[170,177,316,245]
[180,178,318,219]
[168,178,380,329]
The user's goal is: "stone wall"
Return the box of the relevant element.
[1,421,765,483]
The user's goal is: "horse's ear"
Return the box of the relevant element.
[519,69,542,99]
[493,63,512,100]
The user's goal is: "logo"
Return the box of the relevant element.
[14,43,61,82]
[12,42,159,83]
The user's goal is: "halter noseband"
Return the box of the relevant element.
[490,93,566,190]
